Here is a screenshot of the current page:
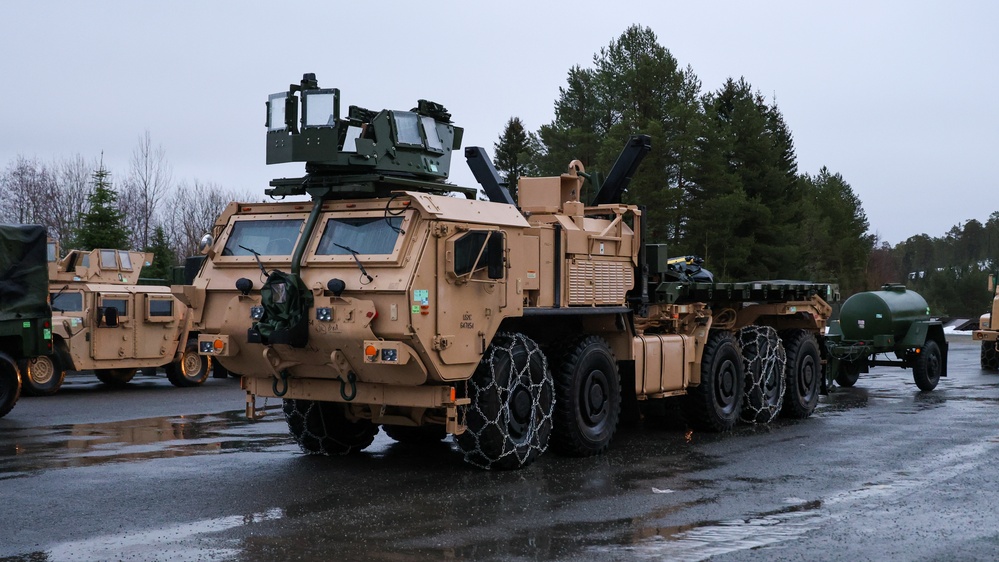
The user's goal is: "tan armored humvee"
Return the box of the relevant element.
[180,76,835,470]
[18,246,209,395]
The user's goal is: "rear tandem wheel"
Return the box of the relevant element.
[549,335,621,456]
[780,330,821,419]
[684,330,745,431]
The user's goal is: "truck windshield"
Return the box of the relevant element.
[315,217,403,256]
[223,219,303,256]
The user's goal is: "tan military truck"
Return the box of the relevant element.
[19,246,209,395]
[179,74,835,469]
[973,274,999,369]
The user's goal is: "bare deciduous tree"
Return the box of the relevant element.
[124,131,172,250]
[0,156,57,226]
[51,154,95,248]
[166,179,247,260]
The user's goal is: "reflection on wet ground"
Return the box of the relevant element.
[8,508,285,562]
[3,339,998,561]
[0,406,293,480]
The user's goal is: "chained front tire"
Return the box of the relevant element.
[283,399,377,455]
[981,340,999,371]
[456,332,554,470]
[780,330,821,419]
[684,331,744,431]
[550,335,621,456]
[737,326,786,424]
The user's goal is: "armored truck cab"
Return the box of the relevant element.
[185,75,836,469]
[32,247,208,394]
[0,224,53,416]
[973,274,999,369]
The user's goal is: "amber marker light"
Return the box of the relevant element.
[450,387,456,402]
[365,345,378,359]
[213,339,225,351]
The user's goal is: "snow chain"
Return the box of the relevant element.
[459,333,554,469]
[737,325,787,424]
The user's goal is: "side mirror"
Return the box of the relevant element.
[487,233,505,280]
[103,307,119,328]
[198,234,214,255]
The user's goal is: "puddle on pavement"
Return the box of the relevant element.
[0,407,293,479]
[5,508,284,562]
[583,436,999,561]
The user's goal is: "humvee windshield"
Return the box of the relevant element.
[52,291,83,312]
[315,217,403,256]
[223,219,304,256]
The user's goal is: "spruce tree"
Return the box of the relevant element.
[493,117,539,204]
[142,225,177,281]
[75,164,130,250]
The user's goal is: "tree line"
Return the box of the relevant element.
[0,131,250,280]
[863,215,999,318]
[493,25,873,295]
[3,26,990,318]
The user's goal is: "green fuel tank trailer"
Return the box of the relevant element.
[838,285,932,342]
[825,284,946,392]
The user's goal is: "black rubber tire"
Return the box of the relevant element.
[913,340,942,391]
[981,341,999,371]
[212,361,230,379]
[383,424,447,444]
[95,368,137,387]
[550,335,621,456]
[19,354,66,396]
[780,330,821,419]
[0,352,21,418]
[835,361,862,387]
[737,326,786,424]
[283,399,378,455]
[166,340,211,387]
[456,332,554,470]
[684,331,745,431]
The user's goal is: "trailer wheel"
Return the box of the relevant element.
[981,341,999,370]
[835,361,862,387]
[913,340,942,391]
[95,368,137,387]
[166,340,211,387]
[737,326,786,424]
[383,424,447,444]
[684,331,744,431]
[0,352,21,418]
[19,354,66,396]
[456,332,554,470]
[550,335,621,456]
[283,399,378,455]
[780,330,821,419]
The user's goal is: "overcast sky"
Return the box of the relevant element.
[2,1,996,245]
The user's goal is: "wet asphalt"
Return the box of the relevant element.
[1,336,998,561]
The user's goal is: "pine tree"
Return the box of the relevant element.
[142,225,177,281]
[493,117,539,204]
[75,163,130,250]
